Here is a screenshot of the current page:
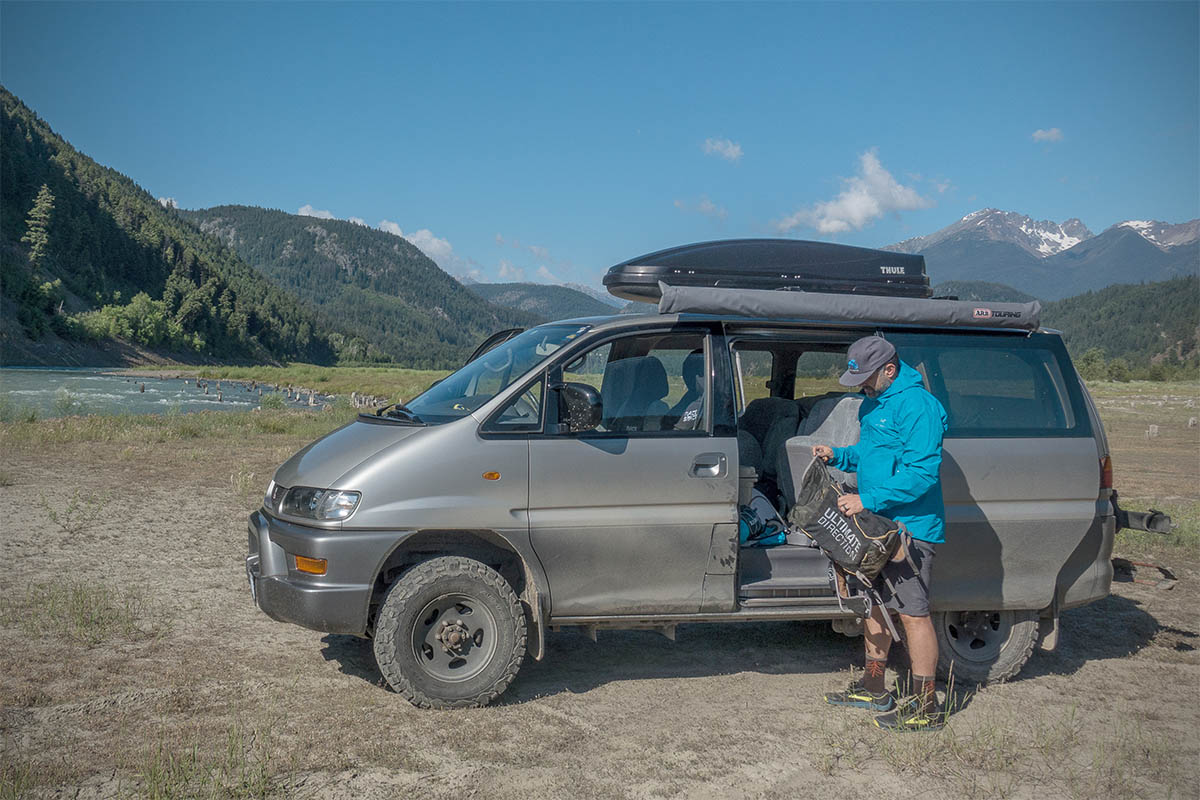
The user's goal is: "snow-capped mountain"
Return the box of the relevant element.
[885,209,1199,300]
[887,209,1093,258]
[1114,219,1200,249]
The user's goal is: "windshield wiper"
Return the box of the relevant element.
[370,402,426,425]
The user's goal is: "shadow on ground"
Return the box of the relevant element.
[319,620,862,702]
[318,592,1193,704]
[1022,593,1194,679]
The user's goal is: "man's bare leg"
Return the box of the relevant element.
[860,604,893,694]
[898,613,937,676]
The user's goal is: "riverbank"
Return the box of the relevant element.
[127,364,450,405]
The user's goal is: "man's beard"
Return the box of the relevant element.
[862,373,894,398]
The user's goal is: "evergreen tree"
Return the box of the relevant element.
[20,183,54,270]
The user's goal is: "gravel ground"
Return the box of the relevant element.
[1,388,1196,799]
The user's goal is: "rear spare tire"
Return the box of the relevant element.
[373,556,527,709]
[933,609,1037,685]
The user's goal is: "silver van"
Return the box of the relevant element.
[246,241,1159,709]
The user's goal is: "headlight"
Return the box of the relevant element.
[264,480,276,510]
[280,486,362,520]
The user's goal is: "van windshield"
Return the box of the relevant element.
[405,324,591,424]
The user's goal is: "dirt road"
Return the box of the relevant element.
[2,397,1197,799]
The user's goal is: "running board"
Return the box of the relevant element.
[550,601,864,630]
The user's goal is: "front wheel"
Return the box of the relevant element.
[933,609,1038,685]
[373,556,527,709]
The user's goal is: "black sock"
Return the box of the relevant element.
[913,673,938,711]
[863,657,887,694]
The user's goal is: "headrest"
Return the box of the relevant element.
[636,356,669,398]
[739,397,799,444]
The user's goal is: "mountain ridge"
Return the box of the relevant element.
[0,86,348,365]
[467,282,617,320]
[181,205,542,368]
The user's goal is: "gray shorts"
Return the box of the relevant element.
[877,538,936,617]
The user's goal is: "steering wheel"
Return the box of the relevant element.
[481,347,513,373]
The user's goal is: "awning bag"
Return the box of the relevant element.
[657,282,1041,331]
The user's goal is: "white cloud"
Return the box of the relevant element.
[1032,128,1064,143]
[775,149,932,235]
[932,179,953,194]
[675,195,727,220]
[495,233,554,262]
[377,220,460,270]
[696,196,726,220]
[157,196,178,209]
[498,259,525,281]
[349,217,366,226]
[298,204,335,219]
[537,265,560,283]
[703,137,743,162]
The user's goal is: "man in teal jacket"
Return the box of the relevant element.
[812,335,949,732]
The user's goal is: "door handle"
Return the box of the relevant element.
[690,453,727,478]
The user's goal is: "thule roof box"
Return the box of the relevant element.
[602,239,929,303]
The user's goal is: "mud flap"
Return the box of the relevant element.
[523,583,546,661]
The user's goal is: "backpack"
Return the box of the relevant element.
[787,458,919,640]
[738,489,788,548]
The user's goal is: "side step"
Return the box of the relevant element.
[550,598,866,633]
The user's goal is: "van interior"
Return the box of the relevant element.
[732,340,864,605]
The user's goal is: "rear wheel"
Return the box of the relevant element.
[373,556,527,709]
[933,609,1038,685]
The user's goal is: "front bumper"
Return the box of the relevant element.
[245,510,404,635]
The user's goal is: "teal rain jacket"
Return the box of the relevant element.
[830,361,949,544]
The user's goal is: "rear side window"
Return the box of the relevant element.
[891,333,1089,438]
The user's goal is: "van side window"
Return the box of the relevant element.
[561,333,709,434]
[489,378,544,432]
[893,334,1085,437]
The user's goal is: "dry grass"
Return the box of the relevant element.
[0,579,171,647]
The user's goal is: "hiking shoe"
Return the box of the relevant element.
[873,696,946,732]
[823,682,896,711]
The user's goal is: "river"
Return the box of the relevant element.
[0,367,329,419]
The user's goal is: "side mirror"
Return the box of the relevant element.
[556,382,602,434]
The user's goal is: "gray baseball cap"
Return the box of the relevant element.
[839,336,896,387]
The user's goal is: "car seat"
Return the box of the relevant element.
[779,393,863,506]
[602,356,670,431]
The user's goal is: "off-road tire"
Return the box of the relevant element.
[373,556,527,709]
[933,609,1038,685]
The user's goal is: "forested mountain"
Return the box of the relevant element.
[0,87,346,364]
[931,281,1039,303]
[468,282,617,321]
[181,206,541,368]
[1041,276,1199,369]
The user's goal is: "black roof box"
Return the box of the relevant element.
[603,239,929,303]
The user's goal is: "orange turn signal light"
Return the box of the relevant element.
[482,471,501,481]
[295,555,327,575]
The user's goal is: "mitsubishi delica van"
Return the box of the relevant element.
[246,240,1164,709]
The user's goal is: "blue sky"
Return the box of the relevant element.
[3,1,1197,289]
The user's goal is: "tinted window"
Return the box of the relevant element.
[891,333,1087,438]
[561,332,709,435]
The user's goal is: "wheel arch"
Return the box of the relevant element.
[367,529,548,660]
